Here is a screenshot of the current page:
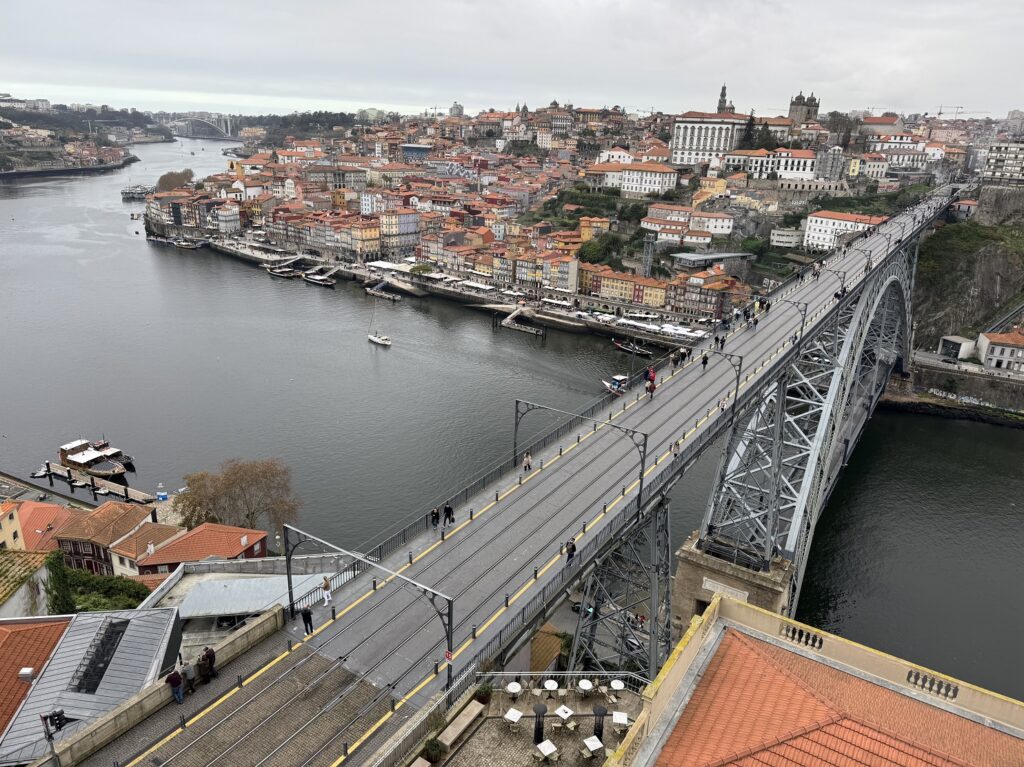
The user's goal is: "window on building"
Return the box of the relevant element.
[12,530,18,541]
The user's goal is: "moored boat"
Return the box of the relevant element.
[58,438,132,479]
[613,339,653,357]
[267,267,301,278]
[602,374,629,396]
[303,273,336,288]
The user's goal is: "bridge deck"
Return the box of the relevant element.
[293,192,952,764]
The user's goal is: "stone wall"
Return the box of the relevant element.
[975,185,1024,226]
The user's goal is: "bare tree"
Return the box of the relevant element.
[174,458,299,533]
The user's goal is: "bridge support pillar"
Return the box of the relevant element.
[672,531,793,631]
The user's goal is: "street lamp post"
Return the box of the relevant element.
[824,268,847,292]
[708,350,743,425]
[776,298,808,355]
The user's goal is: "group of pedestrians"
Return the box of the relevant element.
[164,647,219,704]
[431,503,456,529]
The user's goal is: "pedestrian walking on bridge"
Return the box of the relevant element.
[182,661,196,694]
[443,503,455,527]
[321,576,333,607]
[301,605,314,636]
[565,539,577,566]
[431,507,440,530]
[701,354,709,372]
[523,451,533,472]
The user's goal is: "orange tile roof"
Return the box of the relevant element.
[109,522,183,559]
[53,501,152,547]
[982,328,1024,348]
[13,503,88,552]
[810,210,889,226]
[137,522,266,567]
[656,628,1024,767]
[0,619,70,732]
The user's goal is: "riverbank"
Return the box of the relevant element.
[879,387,1024,428]
[0,154,139,179]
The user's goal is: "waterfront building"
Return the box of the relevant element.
[380,206,421,260]
[804,210,888,252]
[977,327,1024,373]
[54,502,156,576]
[578,263,667,308]
[135,523,267,576]
[0,500,85,552]
[108,522,183,578]
[665,264,739,319]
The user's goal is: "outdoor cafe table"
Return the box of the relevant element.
[583,736,604,754]
[537,740,557,759]
[555,705,574,720]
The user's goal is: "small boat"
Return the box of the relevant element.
[95,488,110,496]
[30,466,48,479]
[366,286,401,302]
[58,438,133,479]
[71,480,88,488]
[174,240,202,250]
[303,273,336,288]
[368,333,392,347]
[613,339,653,357]
[603,374,629,396]
[267,267,301,278]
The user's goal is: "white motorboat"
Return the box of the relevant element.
[602,374,629,396]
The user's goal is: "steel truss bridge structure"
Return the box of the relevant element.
[169,115,234,138]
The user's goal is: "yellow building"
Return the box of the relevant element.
[578,216,611,242]
[846,156,862,178]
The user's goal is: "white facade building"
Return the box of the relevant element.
[689,212,734,236]
[670,111,747,165]
[803,210,888,252]
[598,147,634,164]
[721,148,816,180]
[977,329,1024,373]
[618,163,677,198]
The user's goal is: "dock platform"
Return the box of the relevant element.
[39,461,156,504]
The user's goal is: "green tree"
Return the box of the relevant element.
[741,236,769,257]
[173,458,300,533]
[410,263,433,275]
[44,551,76,614]
[755,124,778,150]
[738,114,756,149]
[156,168,194,192]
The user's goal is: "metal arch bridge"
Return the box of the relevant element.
[170,115,233,138]
[142,188,961,766]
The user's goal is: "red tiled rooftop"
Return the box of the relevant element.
[14,502,88,552]
[655,628,1024,767]
[0,620,70,732]
[54,501,152,547]
[109,522,184,559]
[136,522,266,567]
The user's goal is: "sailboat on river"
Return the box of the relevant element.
[367,293,392,347]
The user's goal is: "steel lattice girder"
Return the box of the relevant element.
[700,242,915,609]
[568,501,672,679]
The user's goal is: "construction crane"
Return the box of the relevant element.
[934,105,963,119]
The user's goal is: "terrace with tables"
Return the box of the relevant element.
[445,674,643,767]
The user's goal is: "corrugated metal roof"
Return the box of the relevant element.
[0,608,178,766]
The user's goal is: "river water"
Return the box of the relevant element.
[1,139,1021,700]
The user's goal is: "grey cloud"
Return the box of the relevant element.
[1,0,1020,115]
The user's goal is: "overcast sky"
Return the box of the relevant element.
[2,0,1020,118]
